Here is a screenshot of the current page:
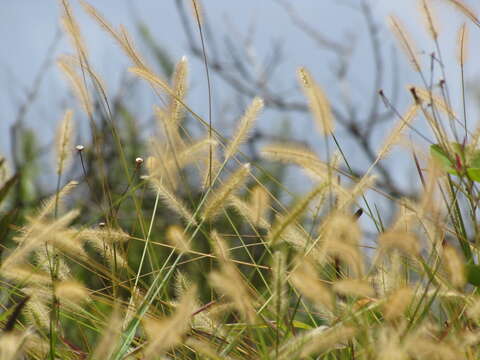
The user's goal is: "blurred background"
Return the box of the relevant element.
[2,2,480,356]
[1,0,479,220]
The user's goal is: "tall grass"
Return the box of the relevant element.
[2,0,480,359]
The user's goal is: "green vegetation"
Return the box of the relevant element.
[3,0,480,359]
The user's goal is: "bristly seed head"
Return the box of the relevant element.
[75,144,85,152]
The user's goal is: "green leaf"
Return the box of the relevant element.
[466,263,480,287]
[291,320,313,330]
[467,168,480,182]
[431,144,480,182]
[430,144,457,174]
[469,151,480,168]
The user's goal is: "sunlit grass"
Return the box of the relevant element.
[2,0,480,359]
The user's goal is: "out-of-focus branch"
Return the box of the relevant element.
[175,0,410,199]
[275,0,352,57]
[10,28,62,209]
[175,0,350,124]
[10,28,62,172]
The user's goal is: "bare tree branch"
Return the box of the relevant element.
[175,0,412,199]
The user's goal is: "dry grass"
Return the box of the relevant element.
[2,1,480,359]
